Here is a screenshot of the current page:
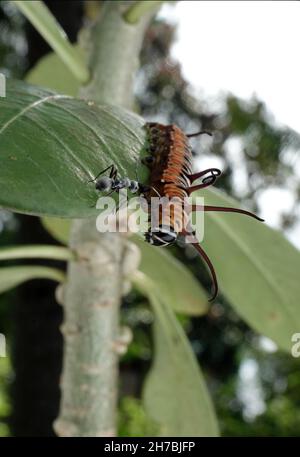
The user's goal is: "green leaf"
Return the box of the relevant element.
[0,265,65,294]
[27,51,77,239]
[0,79,147,218]
[133,236,208,315]
[134,272,219,437]
[26,48,80,96]
[15,1,89,83]
[199,187,300,352]
[41,216,71,244]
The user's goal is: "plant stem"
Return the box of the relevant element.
[82,1,160,109]
[14,1,89,83]
[54,1,159,437]
[0,245,74,261]
[124,1,165,24]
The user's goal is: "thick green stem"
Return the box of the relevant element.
[54,1,159,437]
[81,1,157,109]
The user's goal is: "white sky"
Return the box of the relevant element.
[159,1,300,248]
[160,1,300,133]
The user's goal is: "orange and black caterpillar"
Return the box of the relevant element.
[92,122,264,300]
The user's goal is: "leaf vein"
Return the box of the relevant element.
[0,94,72,135]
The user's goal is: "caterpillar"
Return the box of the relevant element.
[92,122,264,301]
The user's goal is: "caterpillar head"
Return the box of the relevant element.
[145,225,177,247]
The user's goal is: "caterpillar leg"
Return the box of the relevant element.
[187,168,221,184]
[187,168,221,194]
[191,205,264,222]
[181,228,218,302]
[186,130,212,138]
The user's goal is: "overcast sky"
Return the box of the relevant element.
[159,1,300,248]
[160,1,300,133]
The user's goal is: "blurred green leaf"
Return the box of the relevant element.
[0,266,65,294]
[0,79,147,218]
[134,236,208,316]
[26,48,80,96]
[41,216,71,244]
[118,397,158,437]
[0,357,11,437]
[199,187,300,352]
[0,244,73,261]
[134,272,219,437]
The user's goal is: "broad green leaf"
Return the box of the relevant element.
[134,236,208,315]
[0,79,147,218]
[134,272,219,437]
[27,50,78,240]
[0,265,65,294]
[42,216,71,244]
[199,187,300,352]
[26,48,80,96]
